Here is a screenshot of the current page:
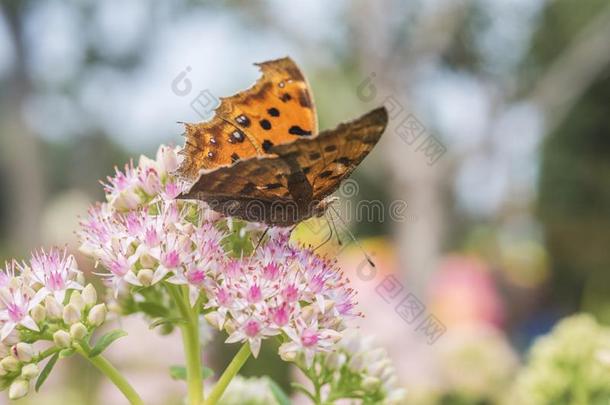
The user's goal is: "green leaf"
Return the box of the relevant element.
[169,365,187,380]
[149,317,184,330]
[137,301,170,318]
[59,348,76,358]
[35,353,59,392]
[169,365,215,381]
[268,378,291,405]
[89,330,128,357]
[202,366,214,379]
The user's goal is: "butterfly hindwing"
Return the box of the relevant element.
[179,57,318,180]
[269,107,388,200]
[181,156,292,201]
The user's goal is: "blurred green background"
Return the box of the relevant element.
[0,0,609,403]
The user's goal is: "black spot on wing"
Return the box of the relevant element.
[280,93,292,102]
[231,153,240,163]
[319,170,333,178]
[309,152,321,160]
[235,115,250,127]
[267,108,280,117]
[298,90,312,109]
[334,157,352,166]
[259,119,272,130]
[289,126,312,136]
[229,130,245,143]
[262,139,274,152]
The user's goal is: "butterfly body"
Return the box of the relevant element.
[178,57,388,226]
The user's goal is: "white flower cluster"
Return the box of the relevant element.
[0,250,107,399]
[291,328,406,404]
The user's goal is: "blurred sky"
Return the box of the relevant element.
[0,0,549,219]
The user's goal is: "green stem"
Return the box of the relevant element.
[167,284,203,405]
[75,345,144,405]
[204,344,251,405]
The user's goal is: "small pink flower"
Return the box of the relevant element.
[244,319,261,337]
[246,285,262,303]
[29,248,83,304]
[269,303,291,327]
[0,262,40,340]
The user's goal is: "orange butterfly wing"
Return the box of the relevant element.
[179,57,318,180]
[180,108,388,226]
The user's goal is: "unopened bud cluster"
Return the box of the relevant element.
[293,329,407,404]
[0,250,106,399]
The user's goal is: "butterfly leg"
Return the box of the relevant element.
[253,227,270,252]
[313,219,334,252]
[327,211,343,246]
[329,205,376,268]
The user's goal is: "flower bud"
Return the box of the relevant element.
[31,304,46,324]
[70,323,88,340]
[325,330,343,344]
[76,272,86,286]
[53,330,72,348]
[204,312,223,330]
[137,269,154,286]
[0,344,9,359]
[139,253,156,269]
[325,351,345,369]
[368,348,386,363]
[323,299,336,313]
[3,330,19,346]
[348,353,365,372]
[223,319,236,335]
[82,284,97,307]
[21,363,39,380]
[301,305,316,323]
[45,296,63,320]
[8,379,29,400]
[13,343,34,362]
[69,291,85,312]
[87,304,107,327]
[0,356,20,372]
[63,303,81,325]
[380,366,395,381]
[362,376,381,392]
[158,145,178,173]
[278,344,298,362]
[369,358,391,377]
[384,375,398,388]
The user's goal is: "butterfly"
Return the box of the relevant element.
[178,57,388,227]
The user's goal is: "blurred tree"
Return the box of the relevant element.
[532,0,610,320]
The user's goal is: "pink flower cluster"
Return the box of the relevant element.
[79,145,359,362]
[80,199,226,303]
[0,249,84,342]
[102,145,183,211]
[206,230,359,362]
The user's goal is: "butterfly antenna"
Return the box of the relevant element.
[327,211,343,246]
[329,205,376,268]
[253,227,270,252]
[313,219,334,251]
